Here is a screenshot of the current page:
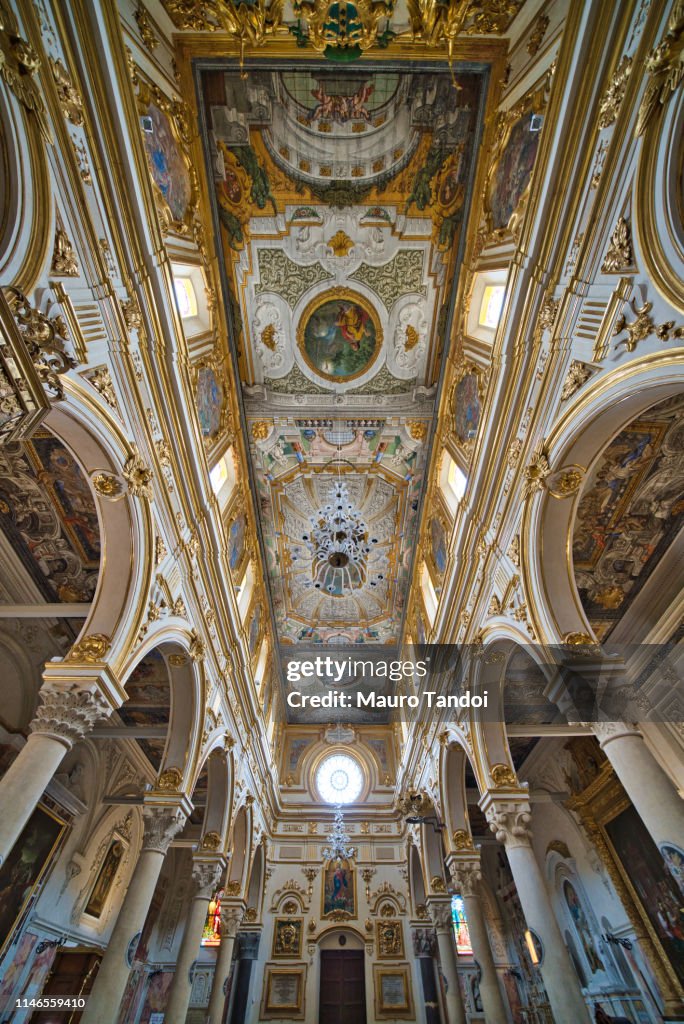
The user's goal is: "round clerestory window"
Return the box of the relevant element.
[315,754,364,804]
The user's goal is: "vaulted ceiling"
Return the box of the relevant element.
[197,67,488,657]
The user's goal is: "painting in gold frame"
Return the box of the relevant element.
[272,917,303,959]
[260,964,306,1019]
[84,839,125,918]
[376,919,405,960]
[0,802,67,958]
[373,964,415,1019]
[322,859,355,918]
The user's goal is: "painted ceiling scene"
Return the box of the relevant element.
[198,66,488,652]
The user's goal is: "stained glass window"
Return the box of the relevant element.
[452,894,473,955]
[201,887,223,946]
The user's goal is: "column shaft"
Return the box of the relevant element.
[164,893,213,1024]
[434,927,466,1024]
[506,842,590,1024]
[206,906,243,1024]
[81,847,165,1024]
[0,733,69,863]
[462,892,509,1024]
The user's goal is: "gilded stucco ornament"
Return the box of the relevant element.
[121,296,143,332]
[490,763,518,788]
[91,472,124,499]
[135,5,158,51]
[547,465,585,499]
[66,633,112,663]
[165,0,283,66]
[123,448,154,500]
[597,55,632,130]
[201,831,222,851]
[50,228,79,277]
[0,1,52,143]
[50,58,84,126]
[522,443,551,497]
[189,630,206,661]
[85,367,118,410]
[613,298,683,352]
[156,766,183,791]
[526,12,549,56]
[452,829,474,850]
[4,288,75,400]
[561,360,594,401]
[601,216,635,273]
[293,0,392,56]
[635,1,684,137]
[327,230,354,257]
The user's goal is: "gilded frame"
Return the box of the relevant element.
[0,802,67,959]
[422,486,451,584]
[260,963,306,1019]
[321,858,356,920]
[373,964,415,1019]
[482,73,551,243]
[376,919,405,960]
[225,489,251,581]
[134,71,199,238]
[295,287,383,384]
[192,350,231,450]
[451,360,486,457]
[567,764,684,1001]
[271,916,304,959]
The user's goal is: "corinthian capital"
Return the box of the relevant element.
[30,683,110,746]
[426,898,453,932]
[141,804,187,854]
[448,858,482,898]
[482,796,532,849]
[222,905,245,938]
[191,859,224,898]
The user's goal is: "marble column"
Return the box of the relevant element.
[412,927,440,1024]
[447,855,509,1024]
[593,722,684,860]
[427,897,467,1024]
[206,903,244,1024]
[230,932,261,1024]
[81,801,188,1024]
[481,792,591,1024]
[0,683,109,864]
[165,857,225,1024]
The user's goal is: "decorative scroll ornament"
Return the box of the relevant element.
[135,5,158,51]
[50,57,84,126]
[4,288,75,400]
[0,1,52,143]
[522,443,551,497]
[408,0,469,70]
[452,829,474,851]
[635,1,684,137]
[601,216,634,273]
[612,298,683,352]
[163,0,283,66]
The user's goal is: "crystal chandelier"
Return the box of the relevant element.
[322,805,356,865]
[301,479,383,595]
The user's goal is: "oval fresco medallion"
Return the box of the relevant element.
[297,289,382,383]
[197,366,224,439]
[142,103,192,224]
[228,511,246,574]
[489,111,541,233]
[454,372,481,444]
[430,516,448,576]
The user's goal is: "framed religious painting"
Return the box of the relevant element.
[135,73,198,237]
[376,919,405,959]
[373,965,415,1019]
[322,859,356,918]
[260,964,306,1019]
[483,73,551,243]
[84,837,126,918]
[296,288,382,384]
[568,766,684,1000]
[0,802,67,958]
[192,353,230,449]
[272,917,303,959]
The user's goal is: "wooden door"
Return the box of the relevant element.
[31,950,101,1023]
[319,949,366,1024]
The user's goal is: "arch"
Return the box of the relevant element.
[196,748,233,850]
[245,840,265,918]
[317,925,367,949]
[522,356,684,643]
[117,630,205,792]
[45,383,154,674]
[440,739,475,852]
[226,801,253,895]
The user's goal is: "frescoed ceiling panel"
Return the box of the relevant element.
[197,64,488,683]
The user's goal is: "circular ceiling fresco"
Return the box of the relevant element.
[297,288,382,383]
